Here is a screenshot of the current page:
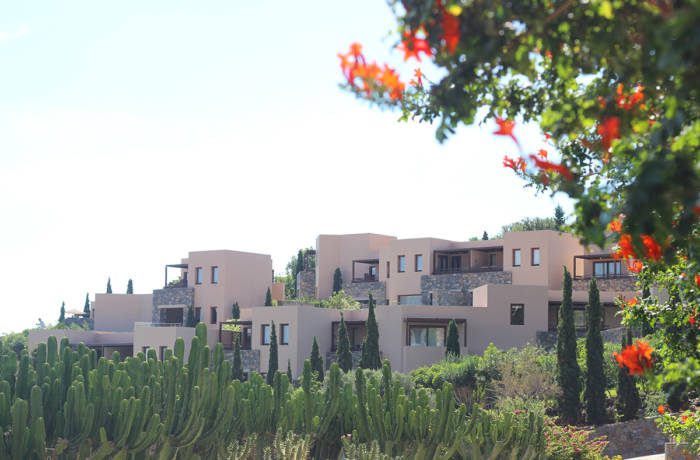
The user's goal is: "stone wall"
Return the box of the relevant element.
[420,271,512,306]
[296,270,316,299]
[152,287,195,322]
[343,281,386,303]
[573,276,637,292]
[224,349,260,373]
[537,327,640,350]
[325,351,363,369]
[591,417,666,458]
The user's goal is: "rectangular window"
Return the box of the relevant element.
[408,326,446,347]
[437,255,449,272]
[513,249,522,267]
[593,260,622,278]
[510,304,525,325]
[210,307,217,325]
[415,254,423,272]
[211,266,219,284]
[195,267,203,284]
[398,255,406,273]
[280,324,290,345]
[451,255,462,272]
[573,310,586,330]
[398,294,423,305]
[261,324,271,345]
[488,253,497,267]
[608,260,621,276]
[194,307,201,322]
[386,261,390,278]
[531,248,541,266]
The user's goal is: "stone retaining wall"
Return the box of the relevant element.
[573,277,637,292]
[343,281,386,303]
[224,349,260,373]
[296,270,316,299]
[420,271,512,305]
[325,351,362,369]
[591,417,666,458]
[152,287,194,322]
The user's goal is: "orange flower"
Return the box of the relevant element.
[613,340,654,376]
[339,44,406,101]
[409,68,424,87]
[529,155,573,181]
[597,116,621,150]
[695,274,699,288]
[537,149,548,159]
[440,8,460,54]
[627,297,638,307]
[614,234,637,260]
[658,405,666,415]
[627,259,644,273]
[641,234,662,261]
[399,30,432,61]
[608,217,622,233]
[494,117,520,148]
[681,415,689,422]
[502,156,527,172]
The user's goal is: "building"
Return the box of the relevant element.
[28,230,638,379]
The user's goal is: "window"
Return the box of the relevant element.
[398,255,406,272]
[261,324,271,345]
[408,326,445,347]
[210,307,217,325]
[488,253,498,267]
[593,260,621,278]
[280,324,290,345]
[513,249,522,267]
[531,248,541,266]
[195,267,203,284]
[451,255,462,272]
[386,261,390,278]
[142,346,149,354]
[415,254,423,272]
[332,322,366,351]
[437,255,449,272]
[573,310,586,330]
[510,304,525,325]
[398,294,423,305]
[194,307,201,322]
[211,266,219,284]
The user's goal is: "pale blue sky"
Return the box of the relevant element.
[0,1,569,332]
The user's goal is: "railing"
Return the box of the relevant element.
[433,266,503,275]
[573,274,635,280]
[352,275,378,283]
[134,322,184,328]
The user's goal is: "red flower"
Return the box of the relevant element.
[690,315,696,326]
[502,156,527,172]
[627,259,643,273]
[399,30,432,61]
[440,9,460,54]
[628,297,638,307]
[658,405,666,415]
[597,116,621,150]
[613,340,654,376]
[614,234,637,260]
[641,234,662,261]
[338,44,406,101]
[494,117,520,148]
[537,149,548,159]
[529,155,573,181]
[694,274,699,288]
[409,68,424,87]
[608,217,622,233]
[681,415,689,422]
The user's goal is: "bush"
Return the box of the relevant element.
[493,346,559,404]
[319,290,361,310]
[577,338,620,391]
[544,418,608,460]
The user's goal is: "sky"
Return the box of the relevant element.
[0,1,570,333]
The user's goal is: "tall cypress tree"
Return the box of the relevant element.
[126,279,133,294]
[337,315,353,372]
[445,319,461,357]
[106,277,112,294]
[585,278,607,425]
[616,328,641,421]
[287,359,293,382]
[310,337,324,381]
[231,302,240,320]
[265,288,273,306]
[266,322,278,384]
[557,267,581,424]
[83,293,90,317]
[58,301,66,324]
[333,268,343,294]
[482,231,489,240]
[360,293,381,369]
[232,334,244,381]
[554,205,566,229]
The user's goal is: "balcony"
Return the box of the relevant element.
[432,246,503,276]
[164,263,188,288]
[572,254,636,291]
[432,265,503,275]
[351,259,379,283]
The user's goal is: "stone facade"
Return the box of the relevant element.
[325,351,363,369]
[420,271,512,306]
[343,281,386,303]
[590,417,666,458]
[224,349,260,373]
[573,276,637,292]
[152,287,195,322]
[537,327,640,350]
[296,270,316,299]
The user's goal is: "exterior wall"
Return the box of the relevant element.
[152,288,194,322]
[342,280,386,303]
[270,282,285,302]
[420,271,512,305]
[28,329,133,351]
[573,276,637,292]
[133,324,196,359]
[93,293,152,332]
[296,270,316,299]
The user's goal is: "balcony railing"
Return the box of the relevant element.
[573,274,635,280]
[433,266,503,275]
[134,322,184,328]
[352,274,378,283]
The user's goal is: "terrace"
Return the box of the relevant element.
[432,247,503,274]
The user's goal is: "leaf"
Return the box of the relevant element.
[598,1,614,20]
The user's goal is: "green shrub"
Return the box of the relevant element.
[577,338,620,391]
[544,418,608,460]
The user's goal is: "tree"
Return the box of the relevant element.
[501,217,558,235]
[585,278,607,425]
[126,279,133,294]
[336,315,353,372]
[185,305,196,327]
[83,293,90,317]
[359,293,381,369]
[266,322,278,384]
[287,359,293,382]
[58,301,65,324]
[265,287,272,306]
[445,320,460,357]
[332,268,342,294]
[557,267,581,424]
[232,334,244,381]
[106,277,112,294]
[554,205,565,230]
[284,247,316,299]
[310,337,324,381]
[616,328,641,422]
[481,231,489,240]
[231,302,240,320]
[296,249,304,275]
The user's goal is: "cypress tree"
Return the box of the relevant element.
[287,359,293,382]
[310,337,324,381]
[337,315,353,372]
[83,293,90,317]
[445,319,461,357]
[265,288,272,306]
[106,277,112,294]
[482,231,489,240]
[333,268,343,294]
[185,305,196,327]
[296,249,304,274]
[58,301,66,324]
[557,267,581,424]
[585,278,607,425]
[232,334,244,381]
[554,205,566,229]
[360,293,381,369]
[266,322,278,384]
[616,328,641,421]
[126,279,133,294]
[231,302,240,320]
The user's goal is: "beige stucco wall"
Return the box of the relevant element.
[133,324,196,359]
[271,282,285,302]
[28,329,133,351]
[93,293,153,332]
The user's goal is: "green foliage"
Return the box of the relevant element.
[584,279,607,425]
[657,411,700,456]
[227,431,312,459]
[319,290,361,310]
[287,360,292,383]
[557,267,581,424]
[336,315,353,372]
[126,278,133,294]
[267,322,278,384]
[615,329,641,422]
[332,268,342,294]
[232,335,244,381]
[106,277,112,294]
[576,339,620,392]
[359,294,381,370]
[83,294,90,317]
[58,302,65,324]
[501,217,559,235]
[265,288,273,307]
[481,231,488,240]
[310,337,324,382]
[185,305,196,327]
[445,320,460,358]
[554,205,566,230]
[284,247,315,299]
[544,418,608,460]
[232,302,240,320]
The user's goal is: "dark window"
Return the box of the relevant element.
[415,254,423,272]
[438,255,449,272]
[159,346,167,361]
[593,260,622,278]
[386,261,390,278]
[211,266,219,284]
[488,253,497,266]
[531,248,540,266]
[280,324,290,345]
[408,326,446,347]
[510,304,525,325]
[398,255,406,272]
[513,249,521,267]
[195,267,203,284]
[451,255,462,271]
[194,307,201,322]
[241,326,252,350]
[332,323,366,351]
[261,324,271,345]
[210,307,217,325]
